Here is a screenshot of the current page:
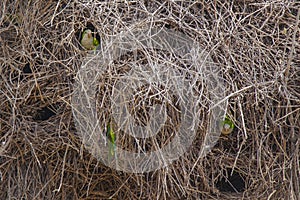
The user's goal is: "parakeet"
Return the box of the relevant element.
[80,29,99,52]
[221,115,235,135]
[106,122,116,160]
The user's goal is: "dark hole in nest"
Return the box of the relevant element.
[33,106,56,121]
[19,63,32,81]
[22,63,32,73]
[216,168,245,193]
[261,35,274,46]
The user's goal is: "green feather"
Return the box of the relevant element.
[80,29,99,53]
[82,29,89,36]
[221,115,234,134]
[93,37,100,46]
[107,123,116,158]
[223,116,234,129]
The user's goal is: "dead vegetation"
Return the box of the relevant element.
[0,0,299,199]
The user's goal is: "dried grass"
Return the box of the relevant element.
[0,0,299,199]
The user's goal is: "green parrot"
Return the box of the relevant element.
[106,122,116,161]
[80,29,99,53]
[221,115,235,135]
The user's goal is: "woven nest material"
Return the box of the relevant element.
[0,1,299,199]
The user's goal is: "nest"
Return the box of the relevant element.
[0,0,299,199]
